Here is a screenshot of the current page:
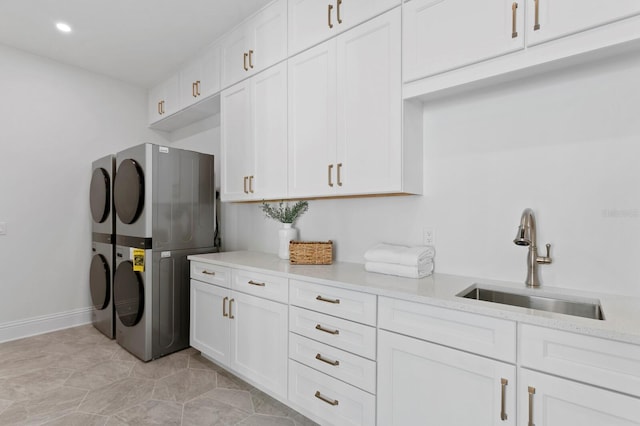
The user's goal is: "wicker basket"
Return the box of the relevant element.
[289,241,333,265]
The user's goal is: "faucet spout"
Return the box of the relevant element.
[513,208,552,287]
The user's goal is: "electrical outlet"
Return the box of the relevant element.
[422,227,435,246]
[0,222,6,235]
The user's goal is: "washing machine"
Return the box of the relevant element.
[113,244,216,361]
[113,143,216,250]
[90,155,116,338]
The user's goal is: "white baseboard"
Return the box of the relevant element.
[0,307,93,343]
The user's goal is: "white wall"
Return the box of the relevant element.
[0,44,165,328]
[223,50,640,298]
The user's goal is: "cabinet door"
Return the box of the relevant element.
[180,59,203,109]
[250,0,287,74]
[189,280,230,366]
[403,0,525,82]
[220,80,253,201]
[288,40,337,198]
[288,0,401,55]
[526,0,640,46]
[148,74,180,123]
[199,43,221,99]
[251,62,288,200]
[221,24,250,89]
[378,330,516,426]
[336,8,401,195]
[229,291,288,400]
[518,369,640,426]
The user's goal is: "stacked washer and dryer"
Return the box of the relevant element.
[89,155,116,339]
[90,143,217,361]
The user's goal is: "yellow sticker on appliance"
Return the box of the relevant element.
[132,249,145,272]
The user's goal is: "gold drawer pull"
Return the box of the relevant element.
[248,50,254,69]
[196,80,201,96]
[528,386,536,426]
[315,353,340,366]
[248,280,266,287]
[229,298,235,319]
[243,176,249,194]
[202,270,216,276]
[337,163,343,186]
[249,176,254,193]
[534,0,541,30]
[511,2,519,38]
[500,378,508,421]
[315,390,339,406]
[243,52,249,71]
[328,4,334,29]
[316,295,340,304]
[328,164,334,187]
[192,82,197,97]
[315,324,339,335]
[336,0,343,24]
[223,296,229,317]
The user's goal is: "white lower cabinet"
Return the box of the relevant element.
[378,330,516,426]
[518,368,640,426]
[190,265,288,400]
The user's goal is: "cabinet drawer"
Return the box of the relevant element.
[379,297,516,363]
[289,333,376,394]
[289,360,376,426]
[190,262,231,287]
[232,269,288,303]
[520,324,640,398]
[290,306,376,360]
[290,280,377,325]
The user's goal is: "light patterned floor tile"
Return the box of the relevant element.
[108,400,183,426]
[65,360,134,390]
[77,377,155,416]
[152,368,218,403]
[42,411,108,425]
[204,388,254,413]
[0,399,12,414]
[0,386,87,425]
[0,368,74,401]
[188,353,224,372]
[183,397,251,426]
[131,352,189,380]
[238,414,296,426]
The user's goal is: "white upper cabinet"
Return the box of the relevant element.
[179,42,221,108]
[289,8,408,198]
[221,62,288,202]
[526,0,640,46]
[288,0,401,55]
[403,0,525,82]
[148,74,180,124]
[221,0,287,89]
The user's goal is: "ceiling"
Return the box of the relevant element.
[0,0,273,88]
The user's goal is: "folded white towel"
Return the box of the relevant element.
[365,260,434,279]
[364,243,435,266]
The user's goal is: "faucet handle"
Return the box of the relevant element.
[545,243,551,258]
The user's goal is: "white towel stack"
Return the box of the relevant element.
[364,243,435,279]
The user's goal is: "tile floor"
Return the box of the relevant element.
[0,325,318,426]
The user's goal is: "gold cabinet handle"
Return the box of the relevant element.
[243,52,249,71]
[248,280,265,287]
[248,50,254,69]
[192,82,196,98]
[243,176,248,194]
[328,4,334,29]
[534,0,541,30]
[328,164,334,187]
[315,353,340,366]
[336,0,343,24]
[511,3,519,38]
[202,270,216,276]
[337,163,343,187]
[528,386,536,426]
[229,298,235,319]
[196,80,201,96]
[223,296,229,317]
[315,324,339,335]
[249,176,254,193]
[316,295,340,304]
[315,390,339,406]
[500,378,508,421]
[157,101,162,115]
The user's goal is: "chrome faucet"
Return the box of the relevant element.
[513,208,552,287]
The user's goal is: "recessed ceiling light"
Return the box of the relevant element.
[56,22,72,33]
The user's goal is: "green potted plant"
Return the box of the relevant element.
[260,201,309,259]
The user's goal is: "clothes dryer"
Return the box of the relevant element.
[90,155,116,338]
[113,244,216,361]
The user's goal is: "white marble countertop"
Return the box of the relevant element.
[189,251,640,346]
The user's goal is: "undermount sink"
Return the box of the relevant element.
[458,285,605,320]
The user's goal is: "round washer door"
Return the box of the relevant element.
[114,159,144,224]
[90,168,110,224]
[114,261,144,327]
[89,254,110,310]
